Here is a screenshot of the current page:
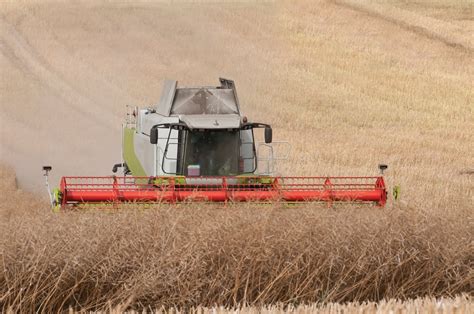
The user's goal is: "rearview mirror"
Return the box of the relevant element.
[264,126,272,144]
[150,126,158,144]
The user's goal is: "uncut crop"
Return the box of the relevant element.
[1,181,471,311]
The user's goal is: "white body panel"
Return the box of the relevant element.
[134,109,179,176]
[240,129,255,173]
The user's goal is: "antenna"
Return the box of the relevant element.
[42,166,54,207]
[378,164,388,175]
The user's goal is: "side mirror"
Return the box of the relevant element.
[264,126,272,144]
[150,126,158,144]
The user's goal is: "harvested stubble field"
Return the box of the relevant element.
[0,0,473,312]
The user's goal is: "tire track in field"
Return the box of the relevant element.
[333,0,473,53]
[0,17,116,128]
[0,16,122,191]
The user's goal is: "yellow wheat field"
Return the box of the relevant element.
[0,0,472,311]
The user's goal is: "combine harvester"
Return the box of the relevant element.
[44,78,388,210]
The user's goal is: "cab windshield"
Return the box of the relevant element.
[181,130,240,176]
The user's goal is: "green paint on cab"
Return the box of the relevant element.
[151,176,187,185]
[123,127,147,176]
[236,176,274,185]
